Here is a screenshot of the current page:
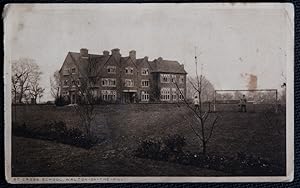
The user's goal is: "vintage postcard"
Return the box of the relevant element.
[4,3,294,183]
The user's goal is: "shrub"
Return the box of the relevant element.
[12,120,98,149]
[55,96,70,106]
[163,134,186,153]
[135,138,163,160]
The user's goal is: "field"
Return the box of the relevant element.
[11,104,286,176]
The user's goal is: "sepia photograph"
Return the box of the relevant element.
[4,3,294,183]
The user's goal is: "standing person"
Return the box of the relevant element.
[240,94,247,112]
[194,95,200,111]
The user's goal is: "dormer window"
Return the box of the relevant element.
[107,66,116,74]
[125,67,134,75]
[141,68,149,75]
[71,68,76,74]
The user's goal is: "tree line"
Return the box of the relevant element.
[11,58,45,104]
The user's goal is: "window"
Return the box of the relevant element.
[107,66,116,74]
[179,75,184,84]
[160,88,170,101]
[125,79,134,87]
[179,88,184,100]
[102,78,116,87]
[172,88,177,101]
[141,91,149,102]
[125,67,134,74]
[141,68,149,75]
[141,80,150,87]
[71,68,76,74]
[101,90,117,101]
[161,74,170,83]
[171,75,176,83]
[63,80,69,87]
[62,91,69,96]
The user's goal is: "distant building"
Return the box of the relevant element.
[58,48,187,104]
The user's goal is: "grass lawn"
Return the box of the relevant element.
[11,104,286,176]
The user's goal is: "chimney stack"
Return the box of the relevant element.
[129,50,136,60]
[111,48,120,56]
[103,50,110,56]
[144,56,148,61]
[80,48,88,58]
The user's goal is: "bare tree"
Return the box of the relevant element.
[187,76,215,102]
[65,57,107,137]
[29,77,45,104]
[50,70,60,99]
[11,58,43,104]
[174,62,220,155]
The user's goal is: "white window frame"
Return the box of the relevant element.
[102,78,116,87]
[107,66,116,74]
[141,68,149,75]
[179,88,184,100]
[101,90,117,101]
[125,79,134,87]
[141,79,150,87]
[125,67,134,75]
[71,67,76,74]
[161,74,170,83]
[141,91,150,102]
[160,87,170,101]
[172,88,177,101]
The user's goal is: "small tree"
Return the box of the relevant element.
[65,57,106,138]
[174,58,220,155]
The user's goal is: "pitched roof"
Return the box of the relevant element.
[151,59,187,74]
[61,51,187,75]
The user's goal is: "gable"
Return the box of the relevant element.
[59,52,77,74]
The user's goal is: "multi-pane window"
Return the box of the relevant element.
[125,67,134,74]
[102,78,116,87]
[141,91,149,102]
[161,74,170,83]
[141,68,149,75]
[179,75,185,84]
[171,75,176,83]
[179,88,184,100]
[172,88,177,101]
[125,79,134,87]
[160,88,170,101]
[107,66,116,74]
[101,90,117,101]
[63,68,70,75]
[141,80,150,87]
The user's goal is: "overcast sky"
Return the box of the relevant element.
[5,3,293,101]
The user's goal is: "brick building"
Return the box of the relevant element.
[58,48,187,104]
